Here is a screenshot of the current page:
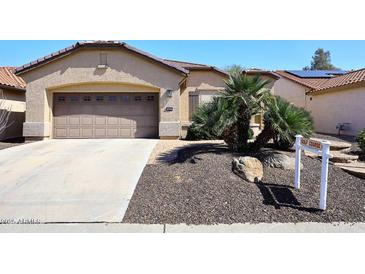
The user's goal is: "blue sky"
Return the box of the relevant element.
[0,40,364,70]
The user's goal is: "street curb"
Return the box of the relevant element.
[165,222,365,233]
[0,222,364,233]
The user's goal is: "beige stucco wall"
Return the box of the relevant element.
[273,77,309,109]
[180,70,227,124]
[307,86,365,136]
[20,48,185,138]
[0,88,26,140]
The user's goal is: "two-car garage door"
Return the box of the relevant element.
[53,93,159,138]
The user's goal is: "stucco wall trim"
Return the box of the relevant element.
[23,122,50,137]
[159,122,180,137]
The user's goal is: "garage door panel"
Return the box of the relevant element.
[69,116,81,126]
[81,116,93,125]
[135,127,157,138]
[107,117,119,125]
[120,128,133,137]
[54,128,67,138]
[69,128,81,138]
[135,116,157,127]
[133,105,147,115]
[120,117,134,126]
[95,116,107,125]
[143,109,157,116]
[106,128,119,138]
[79,104,95,116]
[120,105,133,115]
[54,116,68,126]
[94,128,107,138]
[120,95,131,103]
[94,105,109,115]
[67,105,82,115]
[81,128,93,138]
[53,92,158,139]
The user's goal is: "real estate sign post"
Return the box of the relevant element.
[294,135,331,210]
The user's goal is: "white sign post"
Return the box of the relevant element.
[294,134,331,210]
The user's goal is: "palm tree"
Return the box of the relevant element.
[252,96,314,150]
[219,72,272,151]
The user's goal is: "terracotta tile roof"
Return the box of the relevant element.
[276,69,365,93]
[310,68,365,92]
[275,70,329,89]
[163,59,228,76]
[0,67,26,90]
[15,41,188,75]
[244,69,280,80]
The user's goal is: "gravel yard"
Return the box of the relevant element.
[123,142,365,224]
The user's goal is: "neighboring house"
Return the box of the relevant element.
[274,70,346,109]
[274,69,365,136]
[15,41,232,140]
[306,68,365,136]
[0,67,26,140]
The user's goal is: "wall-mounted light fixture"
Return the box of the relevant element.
[166,89,173,97]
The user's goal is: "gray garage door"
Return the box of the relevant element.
[53,93,158,138]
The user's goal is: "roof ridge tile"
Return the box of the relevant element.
[15,41,188,75]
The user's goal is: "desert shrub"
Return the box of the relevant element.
[186,96,257,142]
[253,96,314,150]
[186,97,228,140]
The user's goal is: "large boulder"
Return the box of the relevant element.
[260,150,302,170]
[232,156,263,183]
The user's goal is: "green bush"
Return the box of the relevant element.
[356,129,365,152]
[186,97,257,141]
[186,97,227,140]
[253,96,314,150]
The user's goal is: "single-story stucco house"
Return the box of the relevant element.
[274,69,365,136]
[0,67,26,140]
[15,41,280,140]
[15,41,232,140]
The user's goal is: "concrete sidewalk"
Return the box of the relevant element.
[0,222,364,233]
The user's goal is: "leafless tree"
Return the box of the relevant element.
[0,93,13,136]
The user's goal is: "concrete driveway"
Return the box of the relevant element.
[0,139,158,223]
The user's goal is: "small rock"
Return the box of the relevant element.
[232,156,263,183]
[261,151,303,170]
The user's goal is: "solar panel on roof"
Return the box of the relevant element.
[286,70,347,78]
